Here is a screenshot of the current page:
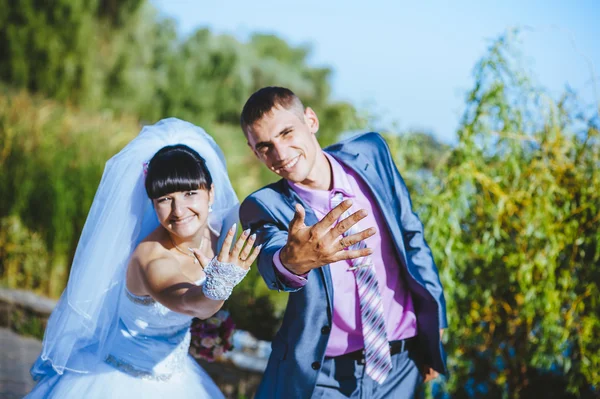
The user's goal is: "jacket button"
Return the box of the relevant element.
[321,326,330,334]
[311,361,321,370]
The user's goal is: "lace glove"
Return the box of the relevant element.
[202,257,250,300]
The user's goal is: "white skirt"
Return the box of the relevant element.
[26,355,224,399]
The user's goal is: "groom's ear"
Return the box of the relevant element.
[304,107,319,135]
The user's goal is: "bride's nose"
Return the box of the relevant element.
[171,199,184,216]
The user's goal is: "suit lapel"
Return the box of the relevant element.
[327,148,407,260]
[328,149,390,206]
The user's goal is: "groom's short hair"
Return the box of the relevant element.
[240,86,305,137]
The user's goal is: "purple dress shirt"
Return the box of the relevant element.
[273,154,417,357]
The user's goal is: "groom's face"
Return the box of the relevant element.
[246,106,321,184]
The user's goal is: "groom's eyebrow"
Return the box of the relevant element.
[255,126,293,149]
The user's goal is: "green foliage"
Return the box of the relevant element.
[0,0,364,137]
[386,130,451,173]
[384,130,452,196]
[10,307,46,340]
[0,0,97,102]
[402,31,600,397]
[0,216,48,293]
[0,89,140,296]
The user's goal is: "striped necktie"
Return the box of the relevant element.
[331,192,392,384]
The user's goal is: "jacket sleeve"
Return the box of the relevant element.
[239,194,305,293]
[374,133,448,329]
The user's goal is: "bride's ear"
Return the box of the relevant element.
[208,184,215,209]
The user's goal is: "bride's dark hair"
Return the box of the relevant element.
[145,144,213,199]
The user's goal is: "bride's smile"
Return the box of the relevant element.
[171,214,196,225]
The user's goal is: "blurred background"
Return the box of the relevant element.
[0,0,598,398]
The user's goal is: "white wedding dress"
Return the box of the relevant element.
[26,279,224,398]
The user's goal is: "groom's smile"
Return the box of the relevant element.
[274,154,302,174]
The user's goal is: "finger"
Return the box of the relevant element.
[189,241,211,269]
[238,233,257,261]
[217,223,237,262]
[230,228,251,259]
[336,228,376,249]
[200,236,211,254]
[423,367,439,383]
[244,244,262,269]
[326,209,369,240]
[190,250,210,269]
[314,199,353,234]
[331,248,373,263]
[288,204,306,233]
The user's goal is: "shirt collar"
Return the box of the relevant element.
[288,153,355,214]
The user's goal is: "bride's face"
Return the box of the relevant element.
[153,186,214,239]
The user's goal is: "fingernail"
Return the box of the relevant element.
[230,223,237,232]
[250,234,256,241]
[256,244,263,250]
[243,228,251,236]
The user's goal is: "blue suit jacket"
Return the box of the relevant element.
[240,133,448,399]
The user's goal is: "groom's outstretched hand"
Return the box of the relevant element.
[279,201,376,275]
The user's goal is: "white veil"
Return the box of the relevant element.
[31,118,239,379]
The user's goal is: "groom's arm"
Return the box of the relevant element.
[239,195,305,293]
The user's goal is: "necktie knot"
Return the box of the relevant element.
[330,192,345,209]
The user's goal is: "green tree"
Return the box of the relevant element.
[0,0,146,105]
[0,0,97,102]
[0,90,140,296]
[408,31,599,397]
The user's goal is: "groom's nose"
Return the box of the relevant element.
[271,142,288,162]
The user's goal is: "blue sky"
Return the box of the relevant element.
[151,0,600,143]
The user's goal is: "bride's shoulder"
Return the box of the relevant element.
[131,230,172,266]
[131,244,180,287]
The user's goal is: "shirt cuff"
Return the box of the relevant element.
[273,249,308,288]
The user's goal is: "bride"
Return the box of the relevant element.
[26,118,258,398]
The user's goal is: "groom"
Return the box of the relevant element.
[239,87,447,398]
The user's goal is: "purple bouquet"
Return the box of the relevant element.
[189,310,235,362]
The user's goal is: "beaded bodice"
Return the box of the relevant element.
[105,280,204,380]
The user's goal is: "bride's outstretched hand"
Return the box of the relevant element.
[191,224,261,301]
[190,224,261,270]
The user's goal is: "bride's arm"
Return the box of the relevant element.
[141,256,224,319]
[137,226,261,319]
